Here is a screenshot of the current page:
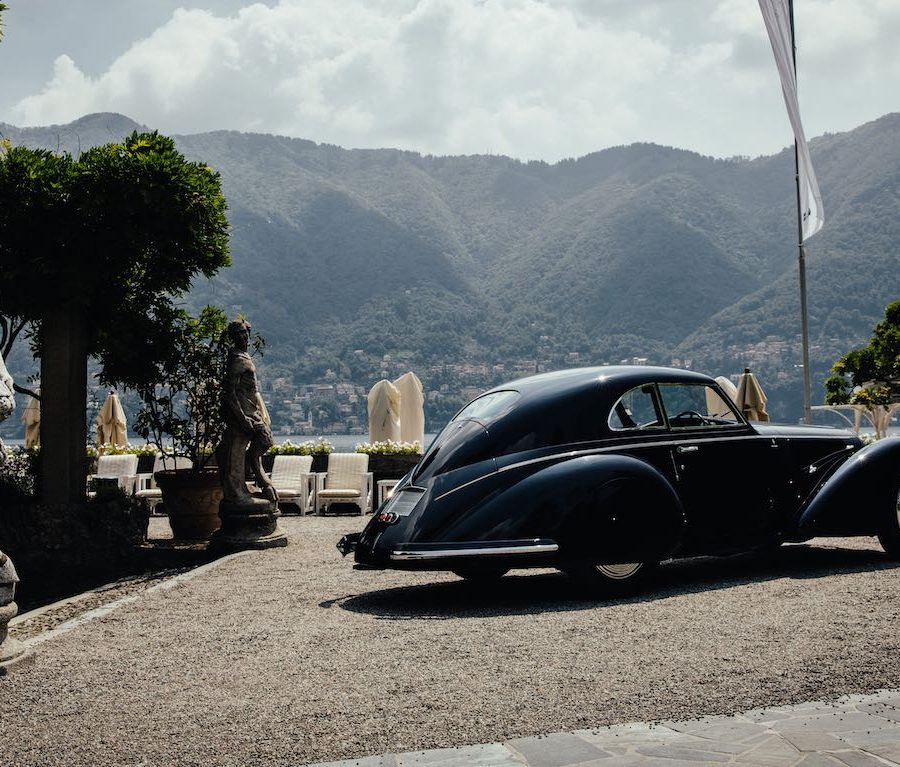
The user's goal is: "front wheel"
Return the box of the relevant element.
[563,560,657,597]
[877,483,900,560]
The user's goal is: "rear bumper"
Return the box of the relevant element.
[389,538,558,561]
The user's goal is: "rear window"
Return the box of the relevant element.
[452,390,520,423]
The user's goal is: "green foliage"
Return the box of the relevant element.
[0,131,230,389]
[131,306,230,470]
[0,3,7,41]
[824,374,850,405]
[0,445,37,502]
[826,299,900,406]
[96,442,158,457]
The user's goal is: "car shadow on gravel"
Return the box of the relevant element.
[332,543,898,619]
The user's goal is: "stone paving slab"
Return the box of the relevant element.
[307,689,900,767]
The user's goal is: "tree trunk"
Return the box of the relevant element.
[40,308,88,504]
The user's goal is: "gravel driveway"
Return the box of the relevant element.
[2,515,899,766]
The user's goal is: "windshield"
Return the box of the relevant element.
[452,390,520,423]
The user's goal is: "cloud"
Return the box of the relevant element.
[9,0,900,160]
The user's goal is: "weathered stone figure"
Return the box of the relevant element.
[0,551,24,670]
[212,319,286,549]
[0,354,14,463]
[216,318,276,507]
[0,359,24,669]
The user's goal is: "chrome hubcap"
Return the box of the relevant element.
[595,562,642,580]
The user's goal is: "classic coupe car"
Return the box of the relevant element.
[338,366,900,594]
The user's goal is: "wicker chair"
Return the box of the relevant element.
[87,454,139,497]
[315,453,373,515]
[269,455,316,515]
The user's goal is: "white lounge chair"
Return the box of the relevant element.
[269,455,316,515]
[135,455,193,514]
[316,453,373,515]
[88,454,139,497]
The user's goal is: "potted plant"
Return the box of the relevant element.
[131,306,237,540]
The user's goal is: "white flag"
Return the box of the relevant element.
[758,0,824,241]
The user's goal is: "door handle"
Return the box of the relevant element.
[676,445,699,454]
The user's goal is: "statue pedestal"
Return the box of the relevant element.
[210,497,288,552]
[0,552,26,673]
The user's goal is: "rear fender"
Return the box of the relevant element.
[797,438,900,536]
[445,453,685,564]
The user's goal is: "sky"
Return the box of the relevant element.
[0,0,898,162]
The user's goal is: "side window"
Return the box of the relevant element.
[608,385,665,431]
[659,383,742,428]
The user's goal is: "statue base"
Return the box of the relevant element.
[209,497,288,552]
[0,601,26,672]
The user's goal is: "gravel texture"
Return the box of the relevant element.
[2,515,899,767]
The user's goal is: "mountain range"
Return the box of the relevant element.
[2,111,899,425]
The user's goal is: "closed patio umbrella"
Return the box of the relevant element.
[96,390,128,448]
[21,390,40,449]
[735,368,769,423]
[705,376,739,419]
[393,371,424,449]
[367,379,401,443]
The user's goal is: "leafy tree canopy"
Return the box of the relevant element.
[826,299,900,406]
[0,131,230,387]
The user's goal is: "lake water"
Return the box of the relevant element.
[0,434,438,450]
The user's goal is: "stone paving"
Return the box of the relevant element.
[310,690,900,767]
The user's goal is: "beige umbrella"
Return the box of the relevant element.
[95,390,128,448]
[393,371,425,449]
[705,376,739,419]
[21,390,40,449]
[367,379,401,442]
[734,368,769,422]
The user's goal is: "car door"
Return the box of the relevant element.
[655,382,780,555]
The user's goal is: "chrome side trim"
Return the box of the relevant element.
[390,540,558,561]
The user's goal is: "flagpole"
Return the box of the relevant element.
[789,0,813,424]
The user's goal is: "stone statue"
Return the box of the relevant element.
[0,360,24,669]
[215,318,276,509]
[0,354,15,463]
[211,319,286,550]
[0,550,24,669]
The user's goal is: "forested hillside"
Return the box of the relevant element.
[2,111,898,424]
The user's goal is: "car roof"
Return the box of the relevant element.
[486,366,716,401]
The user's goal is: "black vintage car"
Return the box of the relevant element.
[338,366,900,594]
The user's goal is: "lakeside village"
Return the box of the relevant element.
[257,334,813,435]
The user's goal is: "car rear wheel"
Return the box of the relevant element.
[452,564,510,582]
[876,482,900,560]
[564,559,657,597]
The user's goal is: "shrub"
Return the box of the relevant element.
[96,443,158,457]
[0,446,37,502]
[266,437,333,456]
[354,440,422,455]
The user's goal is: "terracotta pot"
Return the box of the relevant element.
[155,469,223,540]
